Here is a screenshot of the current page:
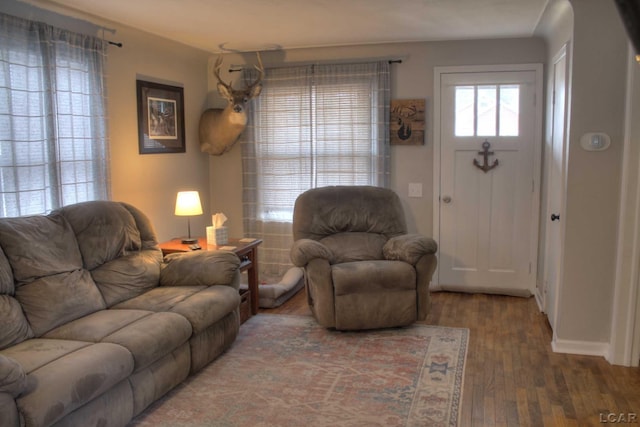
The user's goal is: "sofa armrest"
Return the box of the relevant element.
[160,250,240,287]
[0,354,28,398]
[383,234,438,265]
[290,239,335,267]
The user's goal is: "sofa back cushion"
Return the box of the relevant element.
[0,246,34,350]
[292,185,407,241]
[0,213,106,336]
[0,213,83,282]
[58,201,143,270]
[58,201,163,306]
[121,202,161,250]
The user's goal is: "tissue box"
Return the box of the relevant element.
[207,226,228,245]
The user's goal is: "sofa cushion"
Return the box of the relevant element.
[0,243,31,351]
[0,245,14,295]
[53,380,134,427]
[114,286,240,335]
[91,250,162,307]
[0,392,20,427]
[332,260,416,295]
[0,213,82,284]
[15,269,106,336]
[0,354,27,398]
[113,286,205,311]
[12,342,134,427]
[44,309,192,372]
[0,296,34,350]
[1,339,91,373]
[121,202,160,250]
[166,286,240,334]
[332,260,417,330]
[320,232,387,263]
[0,213,106,336]
[57,201,143,270]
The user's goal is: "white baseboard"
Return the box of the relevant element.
[552,338,610,358]
[534,288,544,312]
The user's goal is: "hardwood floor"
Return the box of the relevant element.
[260,289,640,426]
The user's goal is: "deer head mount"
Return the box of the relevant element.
[199,52,264,156]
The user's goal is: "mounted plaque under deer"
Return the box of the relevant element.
[199,52,264,156]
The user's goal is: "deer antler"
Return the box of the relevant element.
[245,52,264,92]
[213,54,233,92]
[213,52,264,93]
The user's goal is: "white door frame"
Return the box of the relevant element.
[609,46,640,366]
[541,44,570,330]
[432,64,544,292]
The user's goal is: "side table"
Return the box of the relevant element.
[159,237,263,316]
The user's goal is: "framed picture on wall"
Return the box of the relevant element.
[390,98,426,145]
[136,80,185,154]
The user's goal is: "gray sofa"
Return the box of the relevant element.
[0,201,242,427]
[291,185,438,330]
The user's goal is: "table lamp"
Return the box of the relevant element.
[175,191,203,244]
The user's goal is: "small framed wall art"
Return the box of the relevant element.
[136,80,185,154]
[390,98,426,145]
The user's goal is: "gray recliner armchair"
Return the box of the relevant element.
[290,185,438,330]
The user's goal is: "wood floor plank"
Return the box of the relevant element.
[260,289,640,426]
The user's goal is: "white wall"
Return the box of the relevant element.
[206,39,546,238]
[106,25,211,241]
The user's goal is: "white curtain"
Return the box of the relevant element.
[241,61,390,283]
[0,12,110,217]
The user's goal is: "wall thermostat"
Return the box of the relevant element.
[580,132,611,151]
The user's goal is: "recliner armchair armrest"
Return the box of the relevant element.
[0,354,28,398]
[383,234,438,265]
[290,239,335,267]
[160,250,240,287]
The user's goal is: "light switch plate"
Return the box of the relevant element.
[408,183,422,198]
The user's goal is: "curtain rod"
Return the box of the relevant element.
[100,28,122,48]
[228,58,402,73]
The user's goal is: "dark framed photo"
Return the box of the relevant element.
[136,80,185,154]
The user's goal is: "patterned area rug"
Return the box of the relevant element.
[130,314,468,427]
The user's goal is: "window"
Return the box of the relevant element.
[241,61,390,280]
[245,62,389,223]
[0,13,109,217]
[454,84,520,137]
[254,79,381,222]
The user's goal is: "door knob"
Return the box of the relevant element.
[442,196,452,204]
[551,213,560,221]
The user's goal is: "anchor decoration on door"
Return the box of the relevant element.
[473,140,499,173]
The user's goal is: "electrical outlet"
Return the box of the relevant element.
[408,183,423,198]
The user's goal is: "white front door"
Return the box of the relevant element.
[435,66,542,295]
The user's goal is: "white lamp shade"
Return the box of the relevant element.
[175,191,203,216]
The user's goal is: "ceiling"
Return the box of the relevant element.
[40,0,550,53]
